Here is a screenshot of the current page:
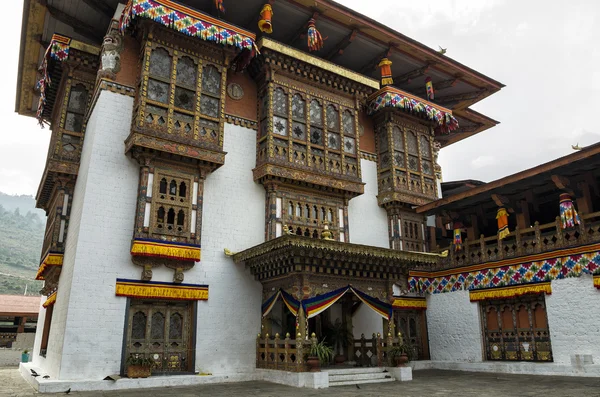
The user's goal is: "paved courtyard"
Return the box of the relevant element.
[3,368,600,397]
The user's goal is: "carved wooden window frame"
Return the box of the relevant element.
[149,169,195,240]
[136,37,227,149]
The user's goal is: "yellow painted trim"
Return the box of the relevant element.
[257,37,380,90]
[35,253,64,280]
[115,281,208,301]
[469,282,551,302]
[43,292,57,308]
[130,240,201,261]
[70,39,100,56]
[392,297,427,309]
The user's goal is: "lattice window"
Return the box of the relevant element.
[278,193,347,241]
[64,84,88,133]
[150,170,194,239]
[259,85,359,178]
[140,44,223,144]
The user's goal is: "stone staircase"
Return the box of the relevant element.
[325,367,395,387]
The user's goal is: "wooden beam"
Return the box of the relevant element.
[82,0,114,19]
[456,123,483,134]
[435,89,487,104]
[46,4,103,43]
[325,28,358,61]
[491,194,514,213]
[524,190,540,213]
[288,11,320,46]
[551,175,570,190]
[434,78,458,91]
[359,46,393,75]
[393,64,432,85]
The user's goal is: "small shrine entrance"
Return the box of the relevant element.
[393,309,430,360]
[124,299,195,374]
[481,294,553,362]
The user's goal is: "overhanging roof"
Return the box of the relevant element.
[417,143,600,215]
[17,0,503,146]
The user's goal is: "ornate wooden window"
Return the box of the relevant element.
[258,84,359,179]
[481,295,553,362]
[136,39,226,151]
[388,210,427,252]
[150,170,195,240]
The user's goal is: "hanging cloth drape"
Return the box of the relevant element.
[301,286,392,320]
[261,289,300,317]
[496,207,510,240]
[559,193,580,229]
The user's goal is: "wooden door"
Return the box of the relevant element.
[394,310,429,360]
[481,294,552,362]
[126,300,194,374]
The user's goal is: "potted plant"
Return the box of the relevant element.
[388,342,414,367]
[325,320,353,364]
[21,349,30,363]
[125,355,154,378]
[306,339,334,372]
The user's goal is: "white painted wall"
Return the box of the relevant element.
[546,276,600,364]
[196,122,264,374]
[31,92,263,381]
[426,290,483,362]
[348,159,388,248]
[352,303,383,340]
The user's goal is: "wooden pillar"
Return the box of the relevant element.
[576,181,593,215]
[16,317,26,334]
[517,200,531,230]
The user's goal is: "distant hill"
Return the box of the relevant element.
[0,193,45,296]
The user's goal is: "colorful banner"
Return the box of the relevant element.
[469,282,551,302]
[559,193,580,229]
[43,292,57,308]
[367,86,459,133]
[37,34,72,125]
[261,289,300,317]
[130,238,201,261]
[119,0,256,52]
[392,297,427,310]
[115,279,208,300]
[301,286,392,320]
[409,243,600,295]
[497,207,510,240]
[35,252,64,280]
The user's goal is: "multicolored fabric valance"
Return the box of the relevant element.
[302,286,392,320]
[559,193,580,229]
[119,0,256,52]
[469,282,551,302]
[130,238,201,261]
[261,289,300,317]
[43,291,57,308]
[409,242,600,295]
[392,297,427,310]
[35,252,64,280]
[367,86,459,133]
[36,34,72,126]
[115,279,208,300]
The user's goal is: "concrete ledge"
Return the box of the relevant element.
[256,369,328,389]
[389,366,412,381]
[413,360,600,377]
[19,363,258,393]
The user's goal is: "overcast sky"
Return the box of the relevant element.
[1,0,599,195]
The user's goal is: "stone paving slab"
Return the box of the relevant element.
[3,367,600,397]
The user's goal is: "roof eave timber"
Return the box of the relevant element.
[416,143,600,215]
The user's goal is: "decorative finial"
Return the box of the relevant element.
[321,221,334,240]
[438,46,447,55]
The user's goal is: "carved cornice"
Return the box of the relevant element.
[225,114,258,130]
[360,151,377,162]
[233,234,438,265]
[254,163,364,198]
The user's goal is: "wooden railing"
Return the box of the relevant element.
[256,333,306,372]
[430,212,600,270]
[257,332,408,371]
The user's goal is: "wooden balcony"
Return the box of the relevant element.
[432,211,600,270]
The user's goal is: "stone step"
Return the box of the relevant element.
[329,372,392,382]
[325,367,388,375]
[329,378,396,387]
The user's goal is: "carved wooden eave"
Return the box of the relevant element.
[233,234,439,282]
[251,37,380,99]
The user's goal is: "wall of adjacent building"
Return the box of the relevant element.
[546,276,600,365]
[31,90,264,380]
[426,289,483,362]
[348,159,388,248]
